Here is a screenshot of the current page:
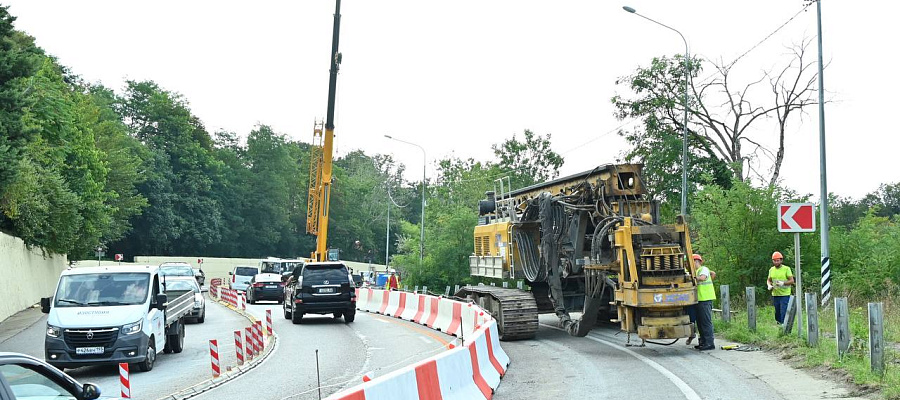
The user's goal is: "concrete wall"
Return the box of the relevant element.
[0,232,68,323]
[134,256,388,283]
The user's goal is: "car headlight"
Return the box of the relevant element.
[46,324,60,338]
[121,320,142,335]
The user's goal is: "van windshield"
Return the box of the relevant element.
[55,273,151,307]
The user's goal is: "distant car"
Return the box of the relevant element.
[283,262,356,324]
[158,262,194,280]
[247,273,284,304]
[192,267,205,287]
[229,266,259,292]
[162,276,205,323]
[0,352,113,399]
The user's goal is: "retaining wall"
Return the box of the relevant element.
[0,231,68,322]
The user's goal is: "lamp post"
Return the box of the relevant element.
[623,5,690,216]
[384,135,426,264]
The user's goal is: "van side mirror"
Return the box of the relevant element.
[80,383,101,400]
[155,293,168,310]
[40,297,51,314]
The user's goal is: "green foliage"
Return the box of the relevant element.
[491,129,563,189]
[829,211,900,301]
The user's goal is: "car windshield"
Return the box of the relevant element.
[303,265,348,283]
[235,267,258,276]
[55,273,150,307]
[159,266,193,276]
[163,279,199,293]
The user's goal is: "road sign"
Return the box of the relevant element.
[778,203,816,232]
[114,254,124,261]
[198,258,203,264]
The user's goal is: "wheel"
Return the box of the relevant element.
[283,304,292,319]
[168,321,185,353]
[198,308,206,323]
[291,304,303,324]
[344,311,355,323]
[137,339,156,372]
[333,312,343,319]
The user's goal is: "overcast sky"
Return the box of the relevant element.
[4,1,897,200]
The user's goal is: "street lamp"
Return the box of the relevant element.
[623,5,690,216]
[384,135,426,264]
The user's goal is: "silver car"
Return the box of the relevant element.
[229,266,259,292]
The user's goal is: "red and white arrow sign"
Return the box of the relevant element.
[114,254,124,261]
[778,203,816,232]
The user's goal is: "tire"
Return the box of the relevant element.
[333,312,343,319]
[291,304,303,324]
[168,321,185,354]
[137,339,156,372]
[344,311,355,323]
[198,308,206,323]
[283,304,292,319]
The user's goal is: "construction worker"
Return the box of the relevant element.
[767,251,795,324]
[387,272,400,291]
[693,254,716,351]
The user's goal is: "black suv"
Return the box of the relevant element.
[283,262,356,324]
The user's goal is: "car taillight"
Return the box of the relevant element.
[232,275,236,283]
[252,282,264,288]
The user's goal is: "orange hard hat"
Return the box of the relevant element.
[692,254,703,261]
[772,251,784,260]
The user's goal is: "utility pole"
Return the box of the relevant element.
[812,0,831,307]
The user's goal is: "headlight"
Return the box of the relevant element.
[121,320,142,335]
[46,324,60,338]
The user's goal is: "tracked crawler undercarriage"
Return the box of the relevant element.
[460,164,698,343]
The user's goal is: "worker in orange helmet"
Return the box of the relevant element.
[686,254,716,346]
[767,251,795,324]
[691,253,716,351]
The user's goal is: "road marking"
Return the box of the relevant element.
[374,318,389,323]
[418,336,431,344]
[371,314,451,347]
[542,324,701,400]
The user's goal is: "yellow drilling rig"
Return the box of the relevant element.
[459,163,698,344]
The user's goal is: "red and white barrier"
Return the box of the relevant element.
[326,286,511,400]
[245,326,253,361]
[209,340,220,378]
[266,309,273,336]
[241,293,247,310]
[119,362,131,398]
[254,321,263,355]
[234,330,244,365]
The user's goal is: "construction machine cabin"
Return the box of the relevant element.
[461,163,699,344]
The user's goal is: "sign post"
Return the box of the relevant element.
[779,202,816,339]
[115,254,124,265]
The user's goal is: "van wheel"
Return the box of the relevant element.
[198,309,206,323]
[344,311,355,323]
[291,306,303,324]
[168,322,185,353]
[137,340,155,372]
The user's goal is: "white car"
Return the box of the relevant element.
[229,266,259,292]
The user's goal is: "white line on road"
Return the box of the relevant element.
[542,324,701,400]
[418,336,431,344]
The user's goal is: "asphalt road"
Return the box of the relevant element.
[0,293,249,400]
[494,314,783,400]
[193,301,456,400]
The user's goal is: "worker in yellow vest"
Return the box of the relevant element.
[767,251,795,324]
[387,272,400,291]
[693,254,716,351]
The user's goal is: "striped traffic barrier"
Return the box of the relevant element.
[253,321,262,355]
[266,309,273,336]
[234,330,244,365]
[209,339,220,378]
[241,293,247,311]
[119,362,131,398]
[245,327,253,361]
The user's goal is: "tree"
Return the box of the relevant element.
[612,39,819,210]
[491,129,564,190]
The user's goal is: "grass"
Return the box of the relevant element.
[714,302,900,399]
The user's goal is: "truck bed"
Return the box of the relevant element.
[163,290,194,326]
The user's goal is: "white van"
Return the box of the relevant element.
[41,265,193,372]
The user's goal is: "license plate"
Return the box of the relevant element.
[318,287,335,294]
[76,347,104,355]
[266,285,277,289]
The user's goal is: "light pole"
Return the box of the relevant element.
[623,5,690,216]
[384,135,426,264]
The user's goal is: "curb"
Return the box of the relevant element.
[154,294,277,400]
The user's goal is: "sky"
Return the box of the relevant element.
[4,1,898,200]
